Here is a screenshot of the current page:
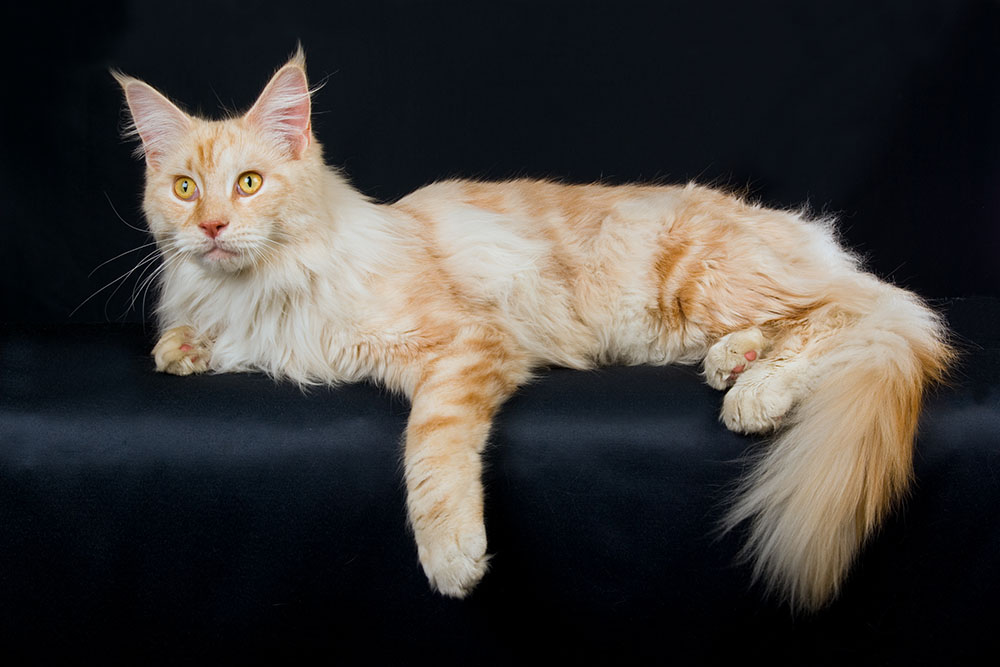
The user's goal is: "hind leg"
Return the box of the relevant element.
[706,326,817,434]
[720,359,804,434]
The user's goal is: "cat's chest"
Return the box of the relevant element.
[165,257,424,389]
[210,311,419,388]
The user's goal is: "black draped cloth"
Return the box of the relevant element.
[2,298,997,664]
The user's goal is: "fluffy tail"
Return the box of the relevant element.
[723,289,952,611]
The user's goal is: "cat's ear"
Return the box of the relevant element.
[245,48,313,159]
[113,71,192,169]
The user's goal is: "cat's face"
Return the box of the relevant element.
[139,117,305,273]
[116,51,316,274]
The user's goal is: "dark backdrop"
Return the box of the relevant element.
[3,0,998,323]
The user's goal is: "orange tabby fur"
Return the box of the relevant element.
[115,49,951,610]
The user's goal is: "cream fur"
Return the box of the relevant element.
[117,50,952,610]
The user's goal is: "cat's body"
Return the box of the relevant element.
[118,51,950,611]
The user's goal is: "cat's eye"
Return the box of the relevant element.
[236,171,263,196]
[173,176,199,201]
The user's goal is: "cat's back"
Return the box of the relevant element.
[388,178,848,367]
[390,179,705,366]
[393,178,687,237]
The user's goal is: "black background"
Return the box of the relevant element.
[3,0,998,326]
[2,3,999,664]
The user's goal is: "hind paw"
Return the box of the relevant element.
[704,327,766,390]
[721,381,793,434]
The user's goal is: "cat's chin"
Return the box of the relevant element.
[205,247,239,262]
[198,247,246,272]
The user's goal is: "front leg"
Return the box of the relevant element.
[404,329,528,598]
[152,325,212,375]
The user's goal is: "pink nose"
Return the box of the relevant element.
[199,220,228,239]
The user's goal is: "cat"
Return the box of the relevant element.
[114,48,951,611]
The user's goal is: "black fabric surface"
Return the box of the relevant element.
[1,298,997,665]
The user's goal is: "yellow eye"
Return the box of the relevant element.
[236,171,263,195]
[173,176,198,200]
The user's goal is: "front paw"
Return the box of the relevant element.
[415,517,489,598]
[152,325,211,375]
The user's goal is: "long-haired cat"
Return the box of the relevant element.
[114,49,951,611]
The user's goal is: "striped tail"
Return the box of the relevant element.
[723,291,952,611]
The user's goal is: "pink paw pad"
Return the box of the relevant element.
[728,350,759,380]
[179,342,200,363]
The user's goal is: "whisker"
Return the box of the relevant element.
[128,247,183,306]
[130,251,185,320]
[103,250,167,320]
[70,248,163,318]
[133,259,170,317]
[88,240,160,278]
[124,253,166,314]
[74,235,185,321]
[103,191,149,234]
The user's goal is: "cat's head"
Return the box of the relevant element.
[115,48,322,274]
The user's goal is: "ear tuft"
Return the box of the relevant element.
[245,48,313,159]
[288,42,307,71]
[113,70,191,168]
